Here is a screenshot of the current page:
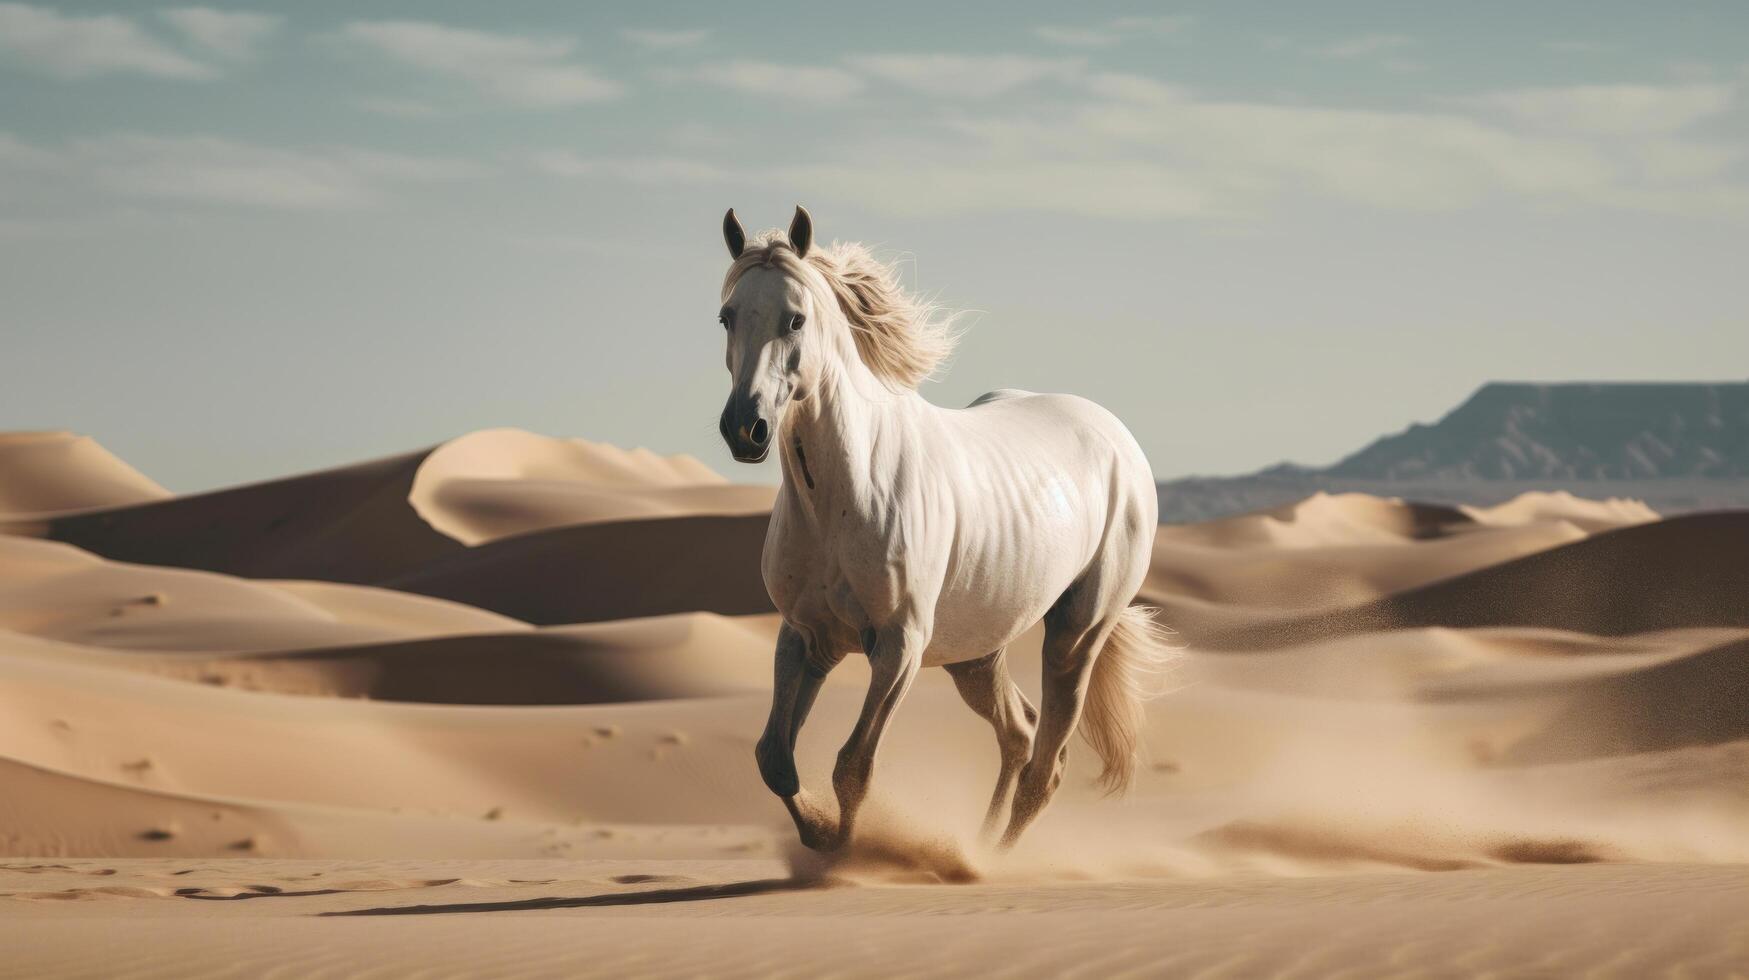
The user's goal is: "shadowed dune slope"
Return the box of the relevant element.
[34,451,456,583]
[138,614,778,704]
[381,513,775,624]
[1198,511,1749,650]
[1498,635,1749,764]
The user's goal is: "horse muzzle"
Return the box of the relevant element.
[720,405,772,463]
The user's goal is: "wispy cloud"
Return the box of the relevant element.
[529,150,729,184]
[158,7,281,62]
[1310,33,1415,60]
[1083,71,1188,104]
[352,96,441,119]
[1032,25,1118,48]
[666,121,734,150]
[1033,15,1192,48]
[1545,39,1617,55]
[786,157,1216,220]
[691,53,1084,102]
[620,28,710,51]
[1472,82,1735,136]
[0,132,478,210]
[0,2,214,79]
[694,60,864,103]
[775,72,1749,221]
[1267,33,1422,72]
[88,136,478,209]
[0,131,58,169]
[845,54,1083,99]
[337,20,622,107]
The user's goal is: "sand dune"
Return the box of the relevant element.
[27,433,776,625]
[2,432,1747,976]
[1,859,1745,978]
[0,536,523,655]
[0,642,776,828]
[1197,511,1749,650]
[410,428,775,545]
[1142,490,1659,644]
[135,614,780,703]
[1158,491,1474,549]
[1462,489,1659,532]
[35,449,455,582]
[264,579,528,638]
[0,756,560,860]
[1497,634,1749,763]
[1147,517,1587,613]
[0,530,771,702]
[0,432,168,518]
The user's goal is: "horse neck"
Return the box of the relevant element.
[782,334,917,506]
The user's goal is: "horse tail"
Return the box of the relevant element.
[1080,604,1180,795]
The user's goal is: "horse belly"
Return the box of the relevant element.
[923,517,1091,666]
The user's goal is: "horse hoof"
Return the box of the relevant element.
[784,792,842,852]
[755,742,800,797]
[797,826,843,852]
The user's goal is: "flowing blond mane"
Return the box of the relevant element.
[722,231,959,390]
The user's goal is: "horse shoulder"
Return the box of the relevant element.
[761,489,821,612]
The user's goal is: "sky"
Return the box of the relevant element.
[2,0,1746,492]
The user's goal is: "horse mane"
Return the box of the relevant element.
[722,231,959,390]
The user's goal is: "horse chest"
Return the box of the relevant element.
[764,511,912,651]
[772,545,880,629]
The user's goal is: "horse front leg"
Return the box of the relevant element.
[820,620,926,850]
[755,623,841,848]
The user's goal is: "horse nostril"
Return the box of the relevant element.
[749,419,770,447]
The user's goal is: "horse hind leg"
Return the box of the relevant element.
[944,648,1037,841]
[999,593,1121,850]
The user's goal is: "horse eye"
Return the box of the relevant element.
[718,314,729,330]
[789,315,806,332]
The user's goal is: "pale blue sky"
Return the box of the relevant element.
[3,1,1746,491]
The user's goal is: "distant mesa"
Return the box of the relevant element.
[1328,382,1749,481]
[1159,382,1749,523]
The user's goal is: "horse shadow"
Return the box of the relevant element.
[315,876,825,917]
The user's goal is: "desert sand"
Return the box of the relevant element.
[2,428,1747,977]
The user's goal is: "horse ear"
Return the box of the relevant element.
[723,208,746,259]
[788,205,813,259]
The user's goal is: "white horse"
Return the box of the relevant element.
[718,206,1172,851]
